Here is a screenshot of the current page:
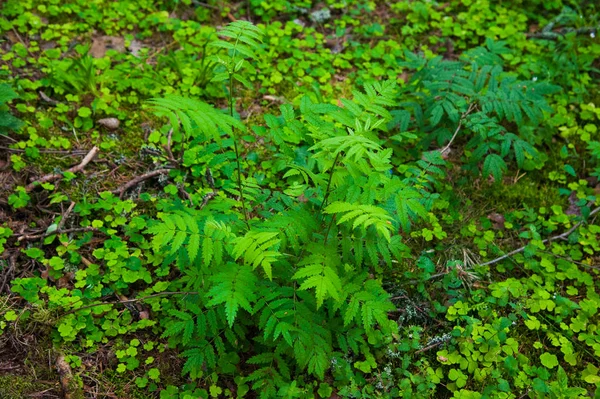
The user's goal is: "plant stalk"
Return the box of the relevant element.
[228,70,250,229]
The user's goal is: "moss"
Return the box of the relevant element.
[0,375,48,399]
[481,176,563,213]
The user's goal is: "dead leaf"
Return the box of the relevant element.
[128,40,144,57]
[57,272,74,289]
[565,191,581,216]
[90,36,125,58]
[487,212,505,230]
[97,118,120,130]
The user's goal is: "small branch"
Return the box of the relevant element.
[111,168,172,196]
[164,128,178,164]
[528,26,598,40]
[57,202,76,231]
[478,206,600,268]
[17,227,99,242]
[62,291,198,316]
[25,146,99,192]
[39,90,60,105]
[200,191,218,209]
[440,103,476,155]
[415,341,445,354]
[0,133,17,143]
[401,206,600,286]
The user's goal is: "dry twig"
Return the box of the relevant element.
[17,227,99,242]
[111,168,172,197]
[56,354,82,399]
[477,206,600,267]
[25,146,99,192]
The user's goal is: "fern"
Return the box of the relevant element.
[324,201,394,242]
[232,230,281,280]
[292,260,342,309]
[146,211,202,266]
[146,96,244,144]
[206,263,257,327]
[210,20,264,89]
[398,39,559,180]
[343,280,396,333]
[161,309,195,346]
[0,83,23,135]
[143,23,417,396]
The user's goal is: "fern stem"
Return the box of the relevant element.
[323,214,336,246]
[440,102,476,155]
[317,152,341,215]
[228,47,250,229]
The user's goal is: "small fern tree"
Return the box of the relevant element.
[143,24,560,397]
[394,38,560,181]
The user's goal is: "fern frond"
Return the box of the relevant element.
[324,201,394,242]
[483,153,507,181]
[147,96,245,143]
[342,280,395,331]
[232,230,281,280]
[207,263,257,327]
[395,188,428,233]
[212,20,264,61]
[292,258,342,308]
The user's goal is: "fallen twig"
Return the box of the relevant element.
[26,146,99,192]
[39,90,60,105]
[164,128,178,164]
[440,103,476,155]
[56,354,82,399]
[528,26,598,40]
[111,168,172,197]
[17,227,99,242]
[200,191,218,209]
[477,206,600,268]
[401,206,600,286]
[415,341,445,354]
[57,202,76,231]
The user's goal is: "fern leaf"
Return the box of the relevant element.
[187,234,200,263]
[292,263,342,308]
[325,201,393,242]
[202,236,213,266]
[170,230,187,255]
[232,231,281,279]
[206,264,257,326]
[483,153,507,181]
[181,347,205,376]
[147,96,244,143]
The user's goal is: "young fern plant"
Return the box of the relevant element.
[144,22,437,397]
[145,21,264,226]
[210,20,265,226]
[395,38,560,181]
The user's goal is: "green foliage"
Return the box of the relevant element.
[1,1,600,398]
[397,39,560,180]
[0,83,23,134]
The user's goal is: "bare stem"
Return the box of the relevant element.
[229,74,250,229]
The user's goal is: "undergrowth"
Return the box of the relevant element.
[1,0,600,398]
